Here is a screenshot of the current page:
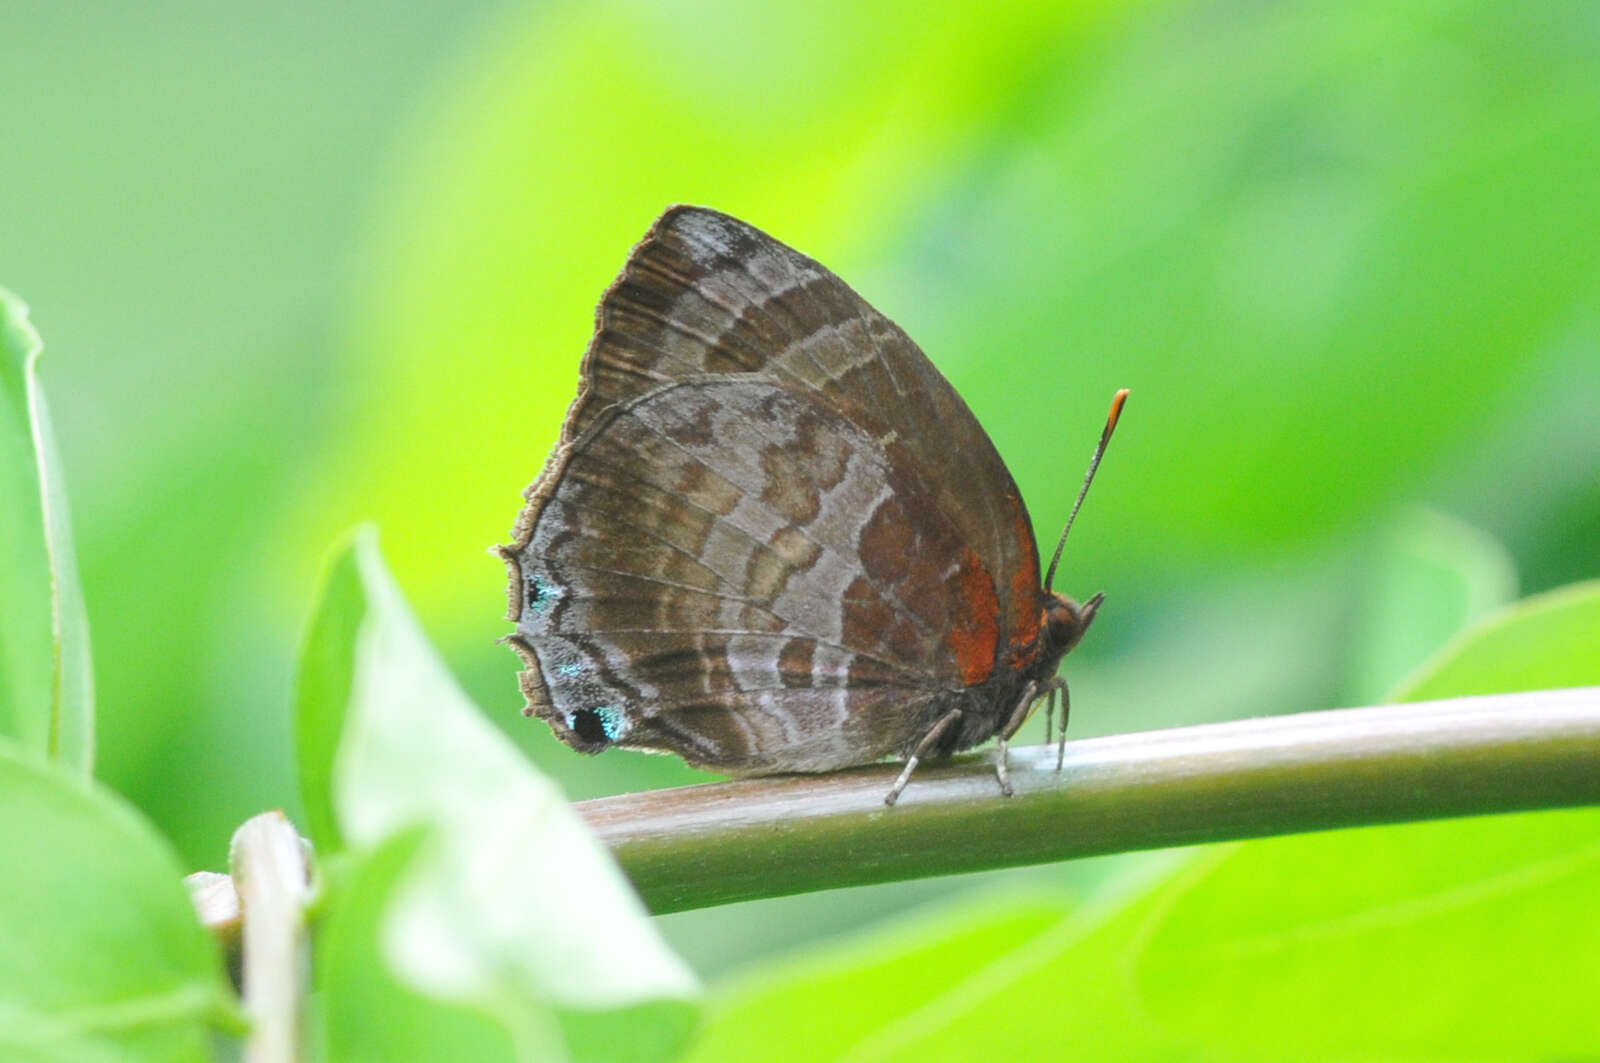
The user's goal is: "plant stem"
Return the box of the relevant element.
[231,811,313,1063]
[575,686,1600,914]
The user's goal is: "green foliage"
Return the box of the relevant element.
[1395,580,1600,702]
[0,290,92,774]
[0,742,234,1062]
[683,891,1083,1061]
[316,829,518,1063]
[1344,508,1517,703]
[1135,809,1600,1060]
[293,541,364,854]
[296,530,700,1061]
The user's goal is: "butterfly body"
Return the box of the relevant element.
[501,206,1109,792]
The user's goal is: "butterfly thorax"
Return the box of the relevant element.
[920,588,1102,758]
[1003,589,1100,696]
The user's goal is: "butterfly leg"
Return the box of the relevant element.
[994,680,1041,798]
[1052,678,1071,771]
[884,707,963,807]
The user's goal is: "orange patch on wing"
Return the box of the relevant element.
[947,545,1000,686]
[1006,499,1043,650]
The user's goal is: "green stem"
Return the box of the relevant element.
[576,686,1600,914]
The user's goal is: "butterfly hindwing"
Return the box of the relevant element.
[507,375,1003,772]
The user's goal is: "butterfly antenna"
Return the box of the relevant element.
[1044,389,1129,592]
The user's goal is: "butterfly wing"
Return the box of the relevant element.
[505,376,997,772]
[552,206,1044,665]
[504,207,1047,773]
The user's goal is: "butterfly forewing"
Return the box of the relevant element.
[558,208,1043,649]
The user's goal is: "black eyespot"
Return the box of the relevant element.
[570,708,610,745]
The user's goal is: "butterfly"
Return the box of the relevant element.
[499,206,1125,805]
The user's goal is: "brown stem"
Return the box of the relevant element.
[575,687,1600,914]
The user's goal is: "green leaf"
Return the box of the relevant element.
[294,538,364,853]
[1345,508,1517,704]
[1134,809,1600,1061]
[693,818,1600,1062]
[684,861,1204,1062]
[297,528,699,1062]
[0,289,93,775]
[317,829,523,1063]
[682,890,1080,1062]
[1391,580,1600,703]
[1127,581,1600,1060]
[0,740,235,1063]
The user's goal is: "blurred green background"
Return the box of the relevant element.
[3,0,1596,985]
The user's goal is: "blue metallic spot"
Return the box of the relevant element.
[556,662,583,680]
[595,705,627,741]
[526,575,553,612]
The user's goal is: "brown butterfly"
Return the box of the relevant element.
[499,206,1125,804]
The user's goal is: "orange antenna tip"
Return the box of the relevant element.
[1106,388,1129,433]
[1043,388,1130,592]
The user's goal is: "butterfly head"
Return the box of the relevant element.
[1042,590,1104,659]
